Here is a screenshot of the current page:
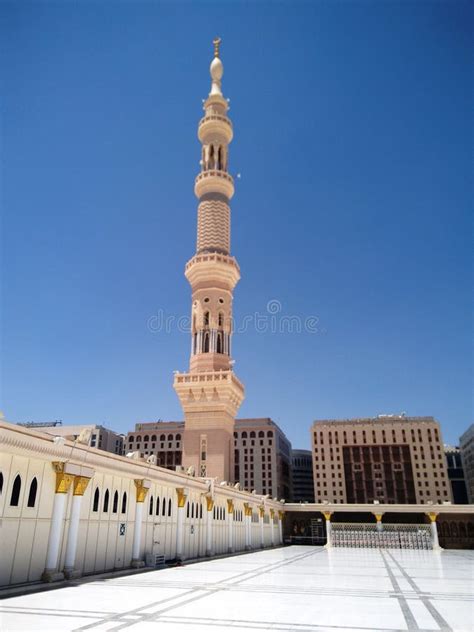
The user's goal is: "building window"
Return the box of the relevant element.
[93,487,100,512]
[113,490,119,513]
[27,477,38,508]
[121,491,127,513]
[103,489,110,513]
[9,474,22,506]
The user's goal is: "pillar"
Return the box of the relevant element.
[244,503,252,550]
[270,509,275,546]
[64,476,91,579]
[227,499,234,553]
[175,487,188,562]
[278,510,284,544]
[374,513,384,533]
[259,506,265,548]
[131,479,150,567]
[42,462,74,582]
[427,512,442,551]
[323,511,332,548]
[205,497,214,557]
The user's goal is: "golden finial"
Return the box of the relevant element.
[213,37,221,58]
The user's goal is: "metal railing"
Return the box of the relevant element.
[331,523,432,549]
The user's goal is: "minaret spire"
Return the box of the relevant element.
[174,40,245,482]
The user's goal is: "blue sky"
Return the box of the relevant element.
[1,1,472,448]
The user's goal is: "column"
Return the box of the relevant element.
[131,479,151,567]
[205,497,214,557]
[278,510,284,544]
[259,506,265,548]
[227,499,234,553]
[244,503,252,550]
[42,462,74,582]
[323,511,332,548]
[270,509,275,546]
[175,487,188,562]
[64,476,92,579]
[427,512,442,551]
[374,513,384,533]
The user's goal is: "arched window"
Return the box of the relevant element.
[168,498,172,516]
[103,489,109,513]
[204,311,210,327]
[113,491,119,514]
[176,434,181,441]
[136,435,142,442]
[242,432,247,439]
[213,506,216,519]
[93,487,100,512]
[160,434,166,441]
[200,504,203,519]
[217,332,222,354]
[162,497,166,516]
[10,474,21,506]
[218,312,224,327]
[250,431,256,438]
[258,431,264,438]
[121,492,127,514]
[186,502,190,518]
[167,434,173,441]
[149,495,154,516]
[0,472,4,495]
[27,477,38,508]
[203,331,210,353]
[151,435,157,442]
[156,496,160,515]
[144,435,149,442]
[267,431,273,438]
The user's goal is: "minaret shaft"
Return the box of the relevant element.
[173,41,244,482]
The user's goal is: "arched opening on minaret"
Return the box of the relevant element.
[218,312,224,327]
[217,332,223,354]
[203,311,210,327]
[203,331,210,353]
[217,147,222,170]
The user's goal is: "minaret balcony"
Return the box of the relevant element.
[185,252,240,290]
[198,114,233,144]
[195,170,234,199]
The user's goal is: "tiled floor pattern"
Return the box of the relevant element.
[0,546,473,631]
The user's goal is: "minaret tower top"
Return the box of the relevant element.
[174,39,244,482]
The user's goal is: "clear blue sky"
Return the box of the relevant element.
[1,1,472,449]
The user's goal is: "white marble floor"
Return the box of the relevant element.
[0,546,473,631]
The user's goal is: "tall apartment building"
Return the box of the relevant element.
[126,421,184,469]
[459,424,474,503]
[20,423,124,455]
[126,417,292,499]
[233,418,292,500]
[311,415,452,504]
[444,445,468,504]
[291,449,315,502]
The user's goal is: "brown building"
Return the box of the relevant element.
[126,417,292,500]
[311,415,452,505]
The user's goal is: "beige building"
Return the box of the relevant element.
[17,422,124,455]
[126,418,293,500]
[459,424,474,503]
[234,418,292,500]
[0,419,284,587]
[173,39,244,482]
[311,415,452,505]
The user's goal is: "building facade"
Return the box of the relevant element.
[0,420,284,587]
[291,449,315,502]
[311,416,452,504]
[18,422,124,455]
[444,445,468,504]
[173,39,244,482]
[126,418,293,500]
[459,424,474,503]
[234,418,292,500]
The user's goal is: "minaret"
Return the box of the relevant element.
[173,39,245,482]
